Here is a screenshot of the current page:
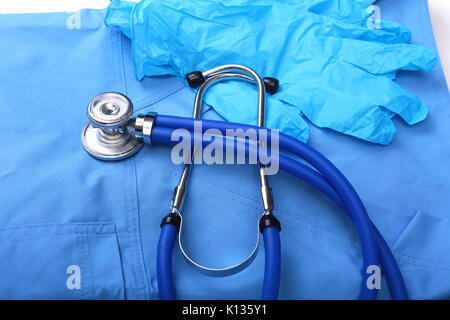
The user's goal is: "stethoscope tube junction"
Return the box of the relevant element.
[81,64,408,300]
[164,65,281,285]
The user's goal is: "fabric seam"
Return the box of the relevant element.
[109,26,150,299]
[118,29,152,300]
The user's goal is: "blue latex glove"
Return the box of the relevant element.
[105,0,437,144]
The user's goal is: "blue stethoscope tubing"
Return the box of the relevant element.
[156,115,408,299]
[158,219,281,300]
[154,115,408,300]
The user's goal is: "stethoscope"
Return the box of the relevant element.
[81,64,409,300]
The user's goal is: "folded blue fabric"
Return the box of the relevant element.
[105,0,437,145]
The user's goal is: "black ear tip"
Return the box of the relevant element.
[186,71,205,88]
[263,77,279,94]
[187,71,279,93]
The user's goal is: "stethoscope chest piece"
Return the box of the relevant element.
[81,92,144,161]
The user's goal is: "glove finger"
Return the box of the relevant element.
[265,101,310,143]
[309,0,411,43]
[336,39,438,74]
[203,81,310,142]
[317,15,411,45]
[292,62,429,125]
[105,0,136,38]
[356,75,429,125]
[308,0,379,22]
[278,87,396,145]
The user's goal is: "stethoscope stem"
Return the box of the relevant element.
[170,164,190,213]
[166,65,280,278]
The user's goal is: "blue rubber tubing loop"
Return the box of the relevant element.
[152,119,408,299]
[261,226,281,300]
[280,154,408,299]
[156,116,408,299]
[153,127,407,299]
[157,224,178,300]
[154,118,379,300]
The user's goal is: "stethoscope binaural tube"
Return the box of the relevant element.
[152,123,407,300]
[157,223,178,300]
[159,65,282,299]
[157,64,377,300]
[157,193,281,299]
[261,226,281,300]
[157,218,281,300]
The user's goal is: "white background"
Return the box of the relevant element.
[0,0,111,13]
[0,0,447,85]
[428,0,450,86]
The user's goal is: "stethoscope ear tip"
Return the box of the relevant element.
[186,71,205,88]
[185,70,279,94]
[263,77,279,95]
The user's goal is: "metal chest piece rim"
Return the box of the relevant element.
[81,92,143,161]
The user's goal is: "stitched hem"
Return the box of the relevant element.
[111,26,151,299]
